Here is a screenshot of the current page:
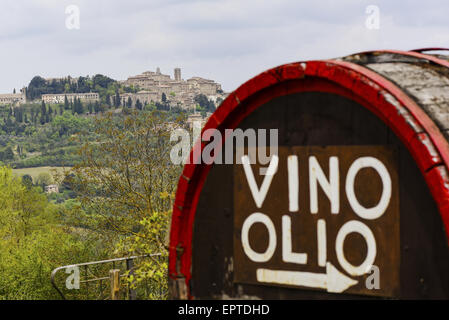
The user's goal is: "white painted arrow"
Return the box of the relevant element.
[256,262,358,293]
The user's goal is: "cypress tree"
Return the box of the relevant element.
[135,99,143,110]
[41,101,46,116]
[75,98,83,114]
[115,91,121,107]
[106,95,111,107]
[64,95,69,110]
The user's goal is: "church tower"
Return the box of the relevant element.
[174,68,181,81]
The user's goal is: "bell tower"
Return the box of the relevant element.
[174,68,181,81]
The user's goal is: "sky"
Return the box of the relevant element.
[0,0,448,93]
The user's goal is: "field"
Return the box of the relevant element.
[12,166,71,182]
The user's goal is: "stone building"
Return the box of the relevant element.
[120,91,160,107]
[174,68,182,81]
[45,76,79,84]
[0,93,26,106]
[186,77,221,96]
[125,69,172,89]
[121,67,224,109]
[0,88,27,106]
[45,184,59,194]
[41,92,100,104]
[186,112,213,129]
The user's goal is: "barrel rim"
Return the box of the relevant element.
[410,47,449,53]
[351,48,449,70]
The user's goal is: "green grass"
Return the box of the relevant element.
[12,166,71,182]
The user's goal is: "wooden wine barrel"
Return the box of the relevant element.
[168,49,449,299]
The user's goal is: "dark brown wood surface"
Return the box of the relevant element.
[191,91,449,299]
[233,146,400,297]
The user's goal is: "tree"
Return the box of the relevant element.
[92,74,115,88]
[64,95,69,110]
[14,107,23,123]
[0,166,102,299]
[36,172,53,188]
[94,101,101,113]
[27,76,47,100]
[135,99,143,110]
[22,174,33,189]
[126,97,132,107]
[161,92,167,103]
[30,108,36,124]
[194,94,216,112]
[52,111,89,137]
[2,147,14,161]
[60,173,75,192]
[72,110,184,299]
[40,101,47,124]
[41,101,47,116]
[155,102,169,111]
[74,97,83,114]
[16,144,24,157]
[115,91,121,107]
[105,95,111,107]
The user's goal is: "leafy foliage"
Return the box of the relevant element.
[70,110,184,299]
[0,166,102,299]
[0,97,191,299]
[194,94,216,112]
[26,74,137,102]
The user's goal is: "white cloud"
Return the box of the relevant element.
[0,0,448,93]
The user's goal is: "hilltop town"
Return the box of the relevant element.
[0,67,227,111]
[0,67,227,171]
[120,67,225,109]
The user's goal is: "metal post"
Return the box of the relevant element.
[126,259,137,300]
[109,269,120,300]
[84,265,88,299]
[50,254,161,300]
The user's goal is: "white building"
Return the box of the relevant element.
[0,91,26,106]
[42,92,100,104]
